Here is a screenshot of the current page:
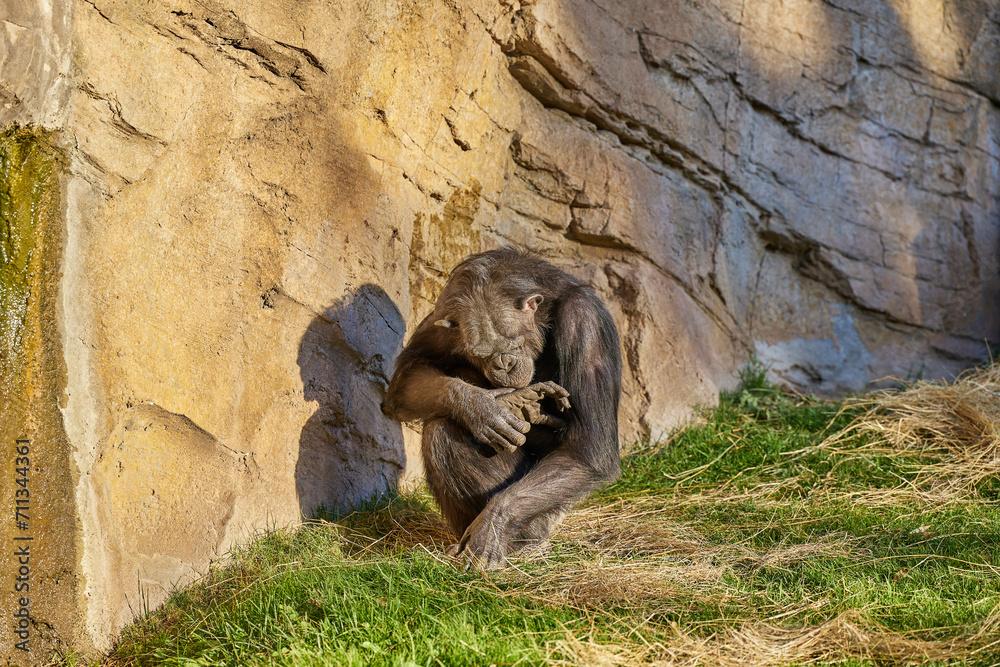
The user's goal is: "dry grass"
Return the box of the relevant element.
[550,608,1000,667]
[330,495,454,556]
[489,496,868,624]
[557,496,867,574]
[798,363,1000,504]
[507,499,723,609]
[556,498,711,558]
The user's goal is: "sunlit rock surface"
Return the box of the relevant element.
[1,0,997,657]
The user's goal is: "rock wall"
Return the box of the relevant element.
[0,0,997,659]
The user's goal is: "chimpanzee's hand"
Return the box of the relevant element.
[490,382,571,430]
[447,382,531,453]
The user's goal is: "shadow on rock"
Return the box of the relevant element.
[295,284,406,516]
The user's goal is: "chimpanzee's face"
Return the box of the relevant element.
[434,286,545,389]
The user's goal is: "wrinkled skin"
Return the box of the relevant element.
[455,382,570,452]
[494,381,571,432]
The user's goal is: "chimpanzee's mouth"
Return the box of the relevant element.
[484,354,534,389]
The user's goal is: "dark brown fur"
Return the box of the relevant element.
[384,248,622,569]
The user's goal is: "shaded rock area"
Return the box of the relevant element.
[0,0,997,658]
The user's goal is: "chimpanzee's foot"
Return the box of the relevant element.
[510,538,552,559]
[446,512,508,571]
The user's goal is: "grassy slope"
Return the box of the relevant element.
[81,365,1000,667]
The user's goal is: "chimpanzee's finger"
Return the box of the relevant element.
[529,382,571,409]
[534,381,569,398]
[498,441,519,453]
[533,412,566,429]
[525,382,551,396]
[502,411,531,434]
[491,421,526,449]
[510,388,541,403]
[483,428,518,453]
[475,422,514,451]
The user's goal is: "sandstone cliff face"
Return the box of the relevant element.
[1,0,997,657]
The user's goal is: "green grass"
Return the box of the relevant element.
[101,525,573,667]
[72,366,1000,666]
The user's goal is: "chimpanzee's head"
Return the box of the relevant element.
[431,251,548,388]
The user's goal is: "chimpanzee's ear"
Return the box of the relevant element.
[522,294,543,313]
[434,319,457,328]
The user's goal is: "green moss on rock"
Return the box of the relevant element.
[1,126,58,388]
[0,124,78,662]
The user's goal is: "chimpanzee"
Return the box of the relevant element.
[383,247,622,569]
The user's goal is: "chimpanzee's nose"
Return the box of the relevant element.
[493,353,516,372]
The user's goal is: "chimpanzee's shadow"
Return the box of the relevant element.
[295,285,406,516]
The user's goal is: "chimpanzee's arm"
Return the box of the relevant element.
[454,285,622,568]
[384,324,535,451]
[552,285,623,479]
